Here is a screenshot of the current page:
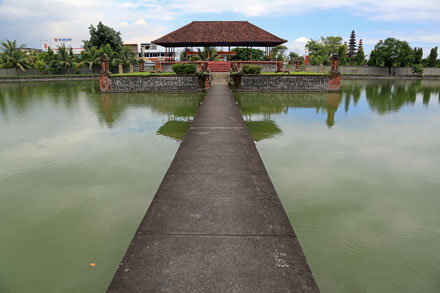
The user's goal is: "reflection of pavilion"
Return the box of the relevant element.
[235,92,341,131]
[246,121,282,142]
[156,121,191,141]
[99,93,203,140]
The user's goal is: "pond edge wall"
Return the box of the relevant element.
[230,73,341,92]
[99,74,207,93]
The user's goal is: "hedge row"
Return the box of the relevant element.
[172,63,197,74]
[242,64,262,74]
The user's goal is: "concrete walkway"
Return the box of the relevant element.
[107,84,319,292]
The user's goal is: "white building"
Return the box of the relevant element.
[140,43,167,61]
[42,37,85,55]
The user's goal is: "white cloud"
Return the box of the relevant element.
[135,19,147,25]
[287,37,310,55]
[170,0,440,21]
[0,0,439,49]
[295,37,310,43]
[0,0,173,46]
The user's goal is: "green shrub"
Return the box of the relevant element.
[242,64,262,74]
[412,64,424,75]
[172,63,197,74]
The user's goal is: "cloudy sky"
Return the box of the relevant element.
[0,0,439,56]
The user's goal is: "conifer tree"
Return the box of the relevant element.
[355,39,365,65]
[348,30,357,58]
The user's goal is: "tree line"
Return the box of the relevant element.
[305,30,439,73]
[0,22,138,76]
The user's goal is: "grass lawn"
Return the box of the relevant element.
[261,71,329,75]
[112,72,177,76]
[0,74,99,78]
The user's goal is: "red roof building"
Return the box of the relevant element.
[152,21,287,47]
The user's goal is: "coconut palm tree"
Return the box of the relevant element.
[113,46,138,72]
[0,40,30,76]
[33,59,48,75]
[53,44,77,74]
[197,47,219,61]
[77,46,103,73]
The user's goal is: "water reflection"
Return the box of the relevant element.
[341,79,440,114]
[0,82,203,142]
[0,81,203,292]
[98,93,203,140]
[235,92,340,138]
[235,80,440,137]
[0,82,92,117]
[235,79,440,293]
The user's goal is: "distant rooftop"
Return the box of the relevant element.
[152,21,287,47]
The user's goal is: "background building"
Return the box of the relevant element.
[140,43,167,61]
[42,37,85,55]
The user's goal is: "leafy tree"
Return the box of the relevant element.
[413,47,423,65]
[306,36,342,65]
[84,22,123,52]
[0,39,30,76]
[427,47,438,67]
[288,52,299,61]
[337,43,348,65]
[368,38,414,74]
[355,39,366,65]
[231,48,264,61]
[348,30,357,58]
[197,47,219,61]
[77,46,103,73]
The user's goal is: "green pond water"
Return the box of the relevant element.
[0,81,203,292]
[235,79,440,293]
[0,80,439,292]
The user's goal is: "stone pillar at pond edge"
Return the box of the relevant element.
[119,64,123,74]
[331,54,339,73]
[130,64,134,73]
[328,54,341,91]
[139,59,145,72]
[99,54,112,92]
[276,61,283,72]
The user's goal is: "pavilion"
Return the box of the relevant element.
[152,21,287,61]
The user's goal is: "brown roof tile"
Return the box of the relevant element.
[152,21,287,47]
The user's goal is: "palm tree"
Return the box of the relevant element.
[0,40,30,76]
[113,46,137,72]
[54,44,77,74]
[34,59,48,75]
[180,47,191,61]
[197,47,219,61]
[77,46,103,73]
